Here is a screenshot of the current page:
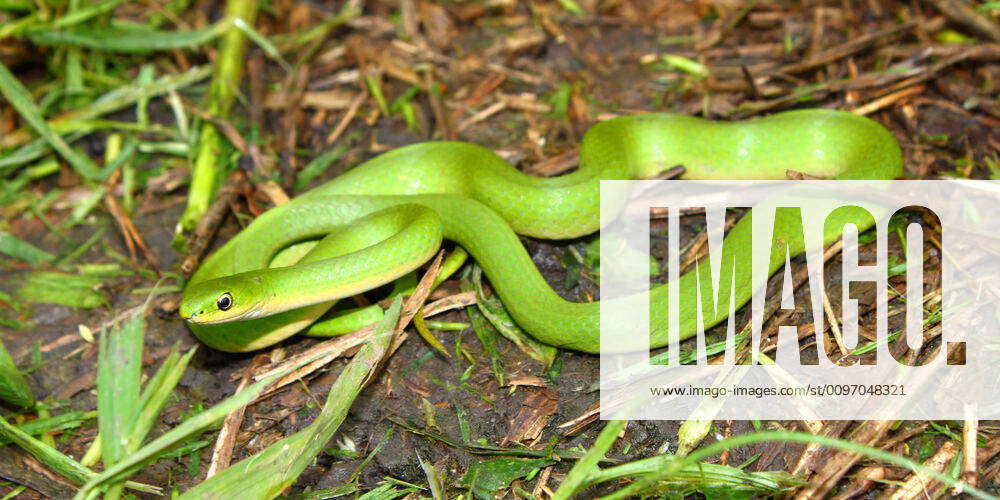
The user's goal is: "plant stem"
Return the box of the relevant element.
[178,0,258,232]
[551,420,626,500]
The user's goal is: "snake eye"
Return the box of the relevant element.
[217,293,233,311]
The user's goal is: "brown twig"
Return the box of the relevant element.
[962,418,979,489]
[880,440,958,499]
[555,402,599,436]
[524,148,579,177]
[391,39,544,85]
[251,251,451,395]
[423,67,455,140]
[821,285,848,356]
[850,85,925,116]
[879,423,930,452]
[925,0,1000,42]
[104,192,161,274]
[450,72,507,125]
[457,100,507,133]
[779,19,931,75]
[795,420,899,499]
[206,354,269,478]
[325,92,367,145]
[180,172,245,276]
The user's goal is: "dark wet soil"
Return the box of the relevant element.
[3,0,1000,497]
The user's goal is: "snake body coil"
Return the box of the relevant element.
[180,109,903,353]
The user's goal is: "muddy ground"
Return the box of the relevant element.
[3,0,1000,497]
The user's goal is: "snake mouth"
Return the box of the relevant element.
[180,308,223,325]
[178,305,197,322]
[183,306,266,325]
[182,312,211,324]
[183,314,229,325]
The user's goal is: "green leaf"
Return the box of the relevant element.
[0,60,102,180]
[16,271,106,309]
[0,134,80,171]
[557,0,583,14]
[552,420,624,500]
[97,309,144,499]
[27,21,229,53]
[356,483,418,500]
[295,144,348,191]
[278,484,358,499]
[0,410,95,445]
[661,54,709,78]
[460,457,553,500]
[0,415,160,495]
[0,230,55,265]
[0,0,32,12]
[469,267,557,367]
[176,299,403,499]
[0,339,34,408]
[128,344,197,453]
[76,350,311,496]
[51,0,128,29]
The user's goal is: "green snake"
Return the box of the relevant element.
[179,109,903,353]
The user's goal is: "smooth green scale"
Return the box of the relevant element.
[181,109,903,353]
[183,204,441,351]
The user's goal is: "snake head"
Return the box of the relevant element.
[180,275,268,324]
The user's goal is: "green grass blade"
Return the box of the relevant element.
[278,484,358,499]
[552,421,625,500]
[27,20,229,53]
[0,415,96,485]
[0,339,34,408]
[177,298,403,499]
[75,376,274,497]
[0,416,161,495]
[0,230,55,265]
[461,273,507,386]
[16,271,107,309]
[0,410,96,446]
[96,309,145,497]
[417,451,445,500]
[0,12,38,38]
[0,0,32,12]
[585,455,801,493]
[73,327,355,498]
[127,344,197,452]
[294,144,348,191]
[0,67,210,152]
[82,344,197,490]
[0,60,102,180]
[601,431,994,500]
[276,2,360,51]
[357,483,419,500]
[0,135,77,171]
[135,64,154,128]
[178,0,259,231]
[469,267,557,366]
[231,17,290,72]
[71,65,211,123]
[50,0,127,29]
